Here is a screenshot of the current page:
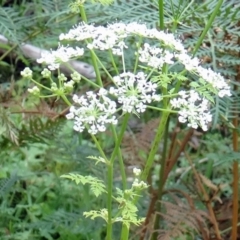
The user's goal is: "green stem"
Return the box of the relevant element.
[91,50,114,82]
[110,114,130,162]
[106,161,114,240]
[90,49,103,87]
[141,110,170,182]
[60,94,71,106]
[90,134,108,160]
[106,114,130,240]
[121,224,129,240]
[117,149,127,191]
[79,4,102,86]
[80,74,100,88]
[30,78,51,91]
[158,0,164,30]
[192,0,224,56]
[133,37,143,73]
[147,105,176,113]
[62,62,100,88]
[79,4,88,22]
[109,50,119,75]
[151,118,169,240]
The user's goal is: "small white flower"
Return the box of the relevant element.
[64,80,74,92]
[66,111,74,120]
[51,82,58,92]
[126,22,149,36]
[37,45,84,71]
[196,67,231,97]
[170,90,212,131]
[132,179,148,189]
[138,43,174,69]
[109,72,161,114]
[66,90,118,135]
[28,86,40,95]
[132,179,140,188]
[41,68,51,78]
[21,67,33,78]
[71,71,81,83]
[58,73,67,82]
[133,168,141,176]
[176,53,200,71]
[139,181,148,188]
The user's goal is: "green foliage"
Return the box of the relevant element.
[61,173,107,197]
[87,155,109,165]
[62,169,147,228]
[19,118,65,144]
[0,116,107,239]
[83,208,108,222]
[0,107,19,145]
[0,0,239,239]
[0,174,18,197]
[114,188,145,228]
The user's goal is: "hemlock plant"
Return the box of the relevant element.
[21,12,231,240]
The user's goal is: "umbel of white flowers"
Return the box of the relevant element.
[22,22,231,134]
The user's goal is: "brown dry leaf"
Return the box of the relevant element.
[156,199,209,240]
[121,118,160,165]
[199,173,218,192]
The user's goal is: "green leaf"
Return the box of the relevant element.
[61,173,107,197]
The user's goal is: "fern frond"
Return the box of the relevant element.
[156,198,209,239]
[0,7,20,42]
[0,174,18,198]
[28,209,81,233]
[19,118,65,144]
[122,118,160,165]
[0,107,19,145]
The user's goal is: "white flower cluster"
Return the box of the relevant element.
[41,68,51,78]
[59,22,185,55]
[196,67,231,98]
[37,45,84,70]
[139,43,174,69]
[59,22,231,97]
[66,89,118,135]
[28,86,40,95]
[30,21,231,133]
[21,67,33,78]
[132,179,148,189]
[176,54,231,98]
[109,72,161,113]
[170,90,212,131]
[133,167,141,176]
[66,71,161,134]
[131,168,148,189]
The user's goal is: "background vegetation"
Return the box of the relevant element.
[0,0,239,239]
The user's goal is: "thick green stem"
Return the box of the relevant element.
[106,163,114,240]
[120,224,129,240]
[106,114,130,240]
[151,119,169,240]
[192,0,224,56]
[141,110,170,182]
[110,114,130,163]
[117,149,127,191]
[79,5,87,22]
[61,94,72,107]
[158,0,164,30]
